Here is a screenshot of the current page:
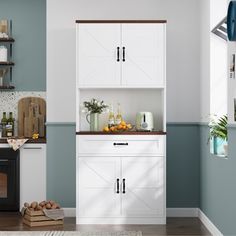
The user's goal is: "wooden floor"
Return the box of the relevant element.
[0,212,211,235]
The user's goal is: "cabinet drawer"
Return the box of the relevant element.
[77,135,165,156]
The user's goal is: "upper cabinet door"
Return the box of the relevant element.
[77,24,121,87]
[121,24,165,87]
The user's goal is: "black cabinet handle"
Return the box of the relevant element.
[122,47,125,62]
[116,178,120,193]
[117,47,120,62]
[113,142,128,146]
[122,179,126,194]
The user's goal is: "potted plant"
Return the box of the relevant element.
[81,98,108,131]
[208,115,228,156]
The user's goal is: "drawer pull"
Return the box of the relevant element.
[122,178,126,194]
[113,142,128,146]
[23,147,42,150]
[116,178,120,194]
[117,47,120,62]
[122,47,126,62]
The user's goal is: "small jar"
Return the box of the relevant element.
[0,46,7,62]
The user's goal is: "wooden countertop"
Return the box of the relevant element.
[76,131,166,135]
[0,138,46,144]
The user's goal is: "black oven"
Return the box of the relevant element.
[0,148,19,211]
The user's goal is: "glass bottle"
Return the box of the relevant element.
[1,112,7,137]
[108,104,115,128]
[6,112,14,137]
[115,103,123,125]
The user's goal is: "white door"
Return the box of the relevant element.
[78,157,121,217]
[77,24,121,87]
[121,24,165,87]
[121,156,164,217]
[20,145,46,209]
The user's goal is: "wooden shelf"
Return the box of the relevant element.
[0,85,15,90]
[0,61,14,66]
[76,131,166,135]
[0,38,15,43]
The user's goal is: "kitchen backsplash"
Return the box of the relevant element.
[0,91,46,135]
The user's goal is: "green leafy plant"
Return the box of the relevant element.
[82,98,108,114]
[208,115,228,142]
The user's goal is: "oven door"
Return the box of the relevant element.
[0,148,19,211]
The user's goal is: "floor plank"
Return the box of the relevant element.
[0,213,211,235]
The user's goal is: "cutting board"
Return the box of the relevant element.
[18,97,46,138]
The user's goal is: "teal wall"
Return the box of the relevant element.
[46,124,76,207]
[200,125,236,235]
[0,0,46,91]
[167,124,200,208]
[47,123,200,209]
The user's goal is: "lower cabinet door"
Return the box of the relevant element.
[20,144,46,209]
[78,157,121,217]
[121,156,164,217]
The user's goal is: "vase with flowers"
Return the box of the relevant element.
[81,98,108,131]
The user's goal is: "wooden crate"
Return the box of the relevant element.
[23,209,64,227]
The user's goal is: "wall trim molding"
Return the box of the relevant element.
[46,122,203,127]
[167,122,200,126]
[167,208,199,217]
[227,123,236,128]
[46,122,76,126]
[45,122,236,128]
[198,209,223,236]
[63,207,223,235]
[63,208,76,217]
[64,208,199,218]
[44,122,236,128]
[198,122,209,126]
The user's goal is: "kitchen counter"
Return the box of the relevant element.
[76,131,166,135]
[0,138,46,144]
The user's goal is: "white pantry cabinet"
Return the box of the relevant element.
[77,21,166,88]
[76,20,167,225]
[20,144,46,209]
[76,135,166,224]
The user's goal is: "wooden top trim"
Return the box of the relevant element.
[76,131,166,135]
[76,20,167,24]
[0,138,46,144]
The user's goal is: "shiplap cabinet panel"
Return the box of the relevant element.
[121,157,164,217]
[77,157,121,218]
[77,24,121,87]
[121,24,165,87]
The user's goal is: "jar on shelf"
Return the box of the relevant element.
[0,46,7,62]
